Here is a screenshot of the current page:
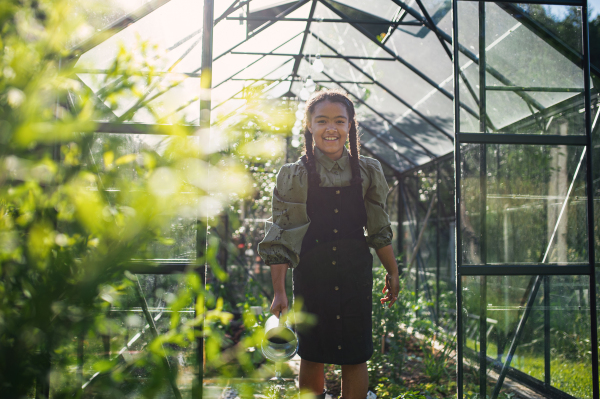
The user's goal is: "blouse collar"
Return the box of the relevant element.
[314,146,349,171]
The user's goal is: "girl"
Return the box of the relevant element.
[258,89,400,399]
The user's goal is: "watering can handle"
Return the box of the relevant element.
[278,311,283,327]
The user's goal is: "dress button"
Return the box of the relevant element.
[338,345,342,350]
[333,229,338,233]
[336,190,340,194]
[335,286,339,291]
[332,261,336,265]
[337,315,340,320]
[334,208,339,213]
[333,247,337,251]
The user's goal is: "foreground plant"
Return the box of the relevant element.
[0,0,291,397]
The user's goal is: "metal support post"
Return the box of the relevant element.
[436,162,441,323]
[195,1,214,398]
[452,0,463,395]
[582,1,599,398]
[399,179,405,273]
[478,3,487,396]
[544,275,551,387]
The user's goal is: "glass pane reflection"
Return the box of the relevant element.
[460,144,588,265]
[457,1,586,135]
[461,275,593,399]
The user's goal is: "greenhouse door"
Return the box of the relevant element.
[451,0,600,397]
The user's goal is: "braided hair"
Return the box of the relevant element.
[302,89,362,187]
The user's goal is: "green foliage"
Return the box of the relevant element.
[0,0,295,397]
[368,261,411,386]
[420,334,455,384]
[373,383,427,399]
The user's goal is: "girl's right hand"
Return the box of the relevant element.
[270,292,289,318]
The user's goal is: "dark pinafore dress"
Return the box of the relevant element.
[292,155,374,365]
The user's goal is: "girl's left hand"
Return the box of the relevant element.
[381,273,400,308]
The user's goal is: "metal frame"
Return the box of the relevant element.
[71,0,600,396]
[309,32,453,140]
[321,70,438,159]
[452,0,598,398]
[226,16,422,25]
[230,52,396,61]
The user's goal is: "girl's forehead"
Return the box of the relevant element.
[310,100,349,118]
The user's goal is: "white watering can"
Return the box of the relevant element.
[261,312,298,363]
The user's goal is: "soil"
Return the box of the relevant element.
[324,335,456,399]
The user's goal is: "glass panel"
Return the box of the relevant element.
[331,0,400,20]
[73,0,156,37]
[77,0,203,73]
[593,103,600,264]
[306,20,387,58]
[460,144,588,265]
[456,1,586,134]
[50,274,196,397]
[89,133,198,261]
[438,157,456,328]
[461,275,593,399]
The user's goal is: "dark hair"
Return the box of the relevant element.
[302,89,362,187]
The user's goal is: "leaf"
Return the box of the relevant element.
[103,151,114,168]
[115,153,138,165]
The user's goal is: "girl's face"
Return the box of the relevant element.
[307,100,351,161]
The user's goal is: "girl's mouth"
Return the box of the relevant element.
[324,137,338,141]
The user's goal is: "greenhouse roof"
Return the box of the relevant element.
[75,0,600,175]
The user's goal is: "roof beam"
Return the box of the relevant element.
[389,0,567,112]
[321,70,436,159]
[358,122,418,167]
[232,78,375,84]
[317,0,455,102]
[214,0,250,26]
[310,32,453,141]
[69,0,173,59]
[359,143,403,177]
[291,0,318,79]
[413,0,452,59]
[211,59,295,110]
[212,31,303,87]
[226,16,422,25]
[231,52,395,61]
[214,0,311,62]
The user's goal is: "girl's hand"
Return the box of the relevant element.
[270,292,289,318]
[380,273,400,308]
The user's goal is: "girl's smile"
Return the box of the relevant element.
[307,100,351,161]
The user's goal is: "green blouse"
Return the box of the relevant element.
[258,146,393,268]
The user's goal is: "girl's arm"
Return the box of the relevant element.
[270,263,289,317]
[375,244,400,308]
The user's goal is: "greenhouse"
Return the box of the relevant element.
[1,0,599,398]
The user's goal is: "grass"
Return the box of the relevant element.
[465,338,593,399]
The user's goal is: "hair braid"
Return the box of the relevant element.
[303,127,321,187]
[348,115,363,186]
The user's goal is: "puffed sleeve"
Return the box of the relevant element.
[257,163,310,268]
[363,158,393,250]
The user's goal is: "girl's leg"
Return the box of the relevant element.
[341,362,368,399]
[299,359,325,395]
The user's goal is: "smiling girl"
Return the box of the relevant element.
[258,89,400,399]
